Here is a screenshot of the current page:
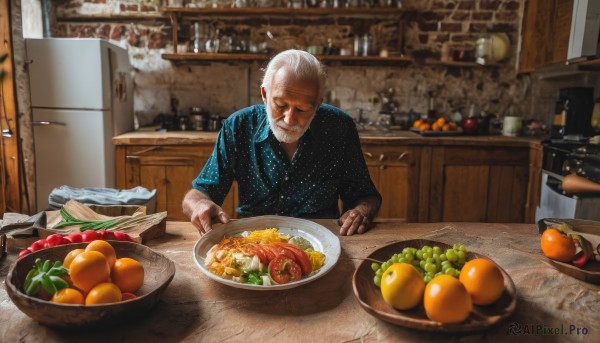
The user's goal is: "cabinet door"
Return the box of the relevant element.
[117,145,238,221]
[519,0,573,72]
[363,145,420,222]
[429,147,529,223]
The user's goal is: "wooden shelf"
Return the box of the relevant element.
[423,59,503,68]
[578,59,600,71]
[162,52,413,65]
[56,14,167,22]
[159,6,415,18]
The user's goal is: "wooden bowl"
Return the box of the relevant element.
[352,239,517,332]
[5,241,175,329]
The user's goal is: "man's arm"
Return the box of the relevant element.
[338,195,381,236]
[182,188,230,234]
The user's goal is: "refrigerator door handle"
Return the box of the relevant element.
[33,120,67,126]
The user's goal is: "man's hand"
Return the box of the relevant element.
[338,196,380,236]
[182,189,230,234]
[338,208,370,236]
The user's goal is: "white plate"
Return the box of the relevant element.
[192,215,341,290]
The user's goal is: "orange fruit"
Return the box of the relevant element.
[85,240,117,268]
[85,282,123,305]
[69,251,111,293]
[436,117,447,126]
[413,119,424,128]
[63,248,85,269]
[419,123,431,131]
[442,123,451,131]
[432,122,441,131]
[459,258,504,305]
[424,275,472,324]
[540,228,576,262]
[51,288,85,305]
[111,257,145,293]
[380,263,424,310]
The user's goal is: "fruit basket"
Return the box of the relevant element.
[5,241,175,329]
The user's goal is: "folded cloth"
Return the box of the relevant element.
[48,186,157,209]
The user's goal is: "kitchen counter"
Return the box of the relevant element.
[113,130,543,147]
[1,220,598,342]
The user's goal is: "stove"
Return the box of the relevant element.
[537,139,600,221]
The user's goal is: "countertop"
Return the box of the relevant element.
[1,220,598,342]
[113,130,543,147]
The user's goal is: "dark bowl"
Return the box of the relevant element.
[5,241,175,329]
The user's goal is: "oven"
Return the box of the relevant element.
[536,140,600,221]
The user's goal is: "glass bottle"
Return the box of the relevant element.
[191,22,203,53]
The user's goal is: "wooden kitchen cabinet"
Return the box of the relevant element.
[519,0,573,73]
[425,146,530,223]
[115,144,238,221]
[362,144,421,222]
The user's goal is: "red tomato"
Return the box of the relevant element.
[29,239,46,252]
[18,249,32,259]
[113,232,134,242]
[268,254,302,284]
[60,237,71,245]
[273,243,312,276]
[98,230,116,241]
[81,230,100,242]
[66,233,83,243]
[44,234,64,248]
[121,292,137,301]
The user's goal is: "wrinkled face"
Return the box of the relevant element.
[262,67,322,143]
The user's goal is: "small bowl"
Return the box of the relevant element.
[5,241,175,329]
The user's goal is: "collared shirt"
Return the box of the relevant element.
[192,103,381,219]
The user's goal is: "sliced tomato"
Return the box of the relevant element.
[268,254,302,284]
[251,245,269,265]
[272,243,312,276]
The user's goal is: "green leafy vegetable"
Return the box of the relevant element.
[24,258,69,296]
[54,207,119,232]
[245,271,269,285]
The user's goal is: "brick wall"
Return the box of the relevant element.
[50,0,535,127]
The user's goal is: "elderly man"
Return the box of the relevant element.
[182,49,381,236]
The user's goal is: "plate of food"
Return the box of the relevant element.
[537,218,600,284]
[352,239,516,332]
[192,215,341,290]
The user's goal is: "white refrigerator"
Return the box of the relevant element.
[26,38,134,211]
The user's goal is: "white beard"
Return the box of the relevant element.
[266,105,315,143]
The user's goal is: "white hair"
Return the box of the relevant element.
[261,49,327,98]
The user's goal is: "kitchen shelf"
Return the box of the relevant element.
[159,6,415,18]
[161,52,413,65]
[161,6,412,64]
[423,59,503,68]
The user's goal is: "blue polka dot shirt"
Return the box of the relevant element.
[192,103,381,219]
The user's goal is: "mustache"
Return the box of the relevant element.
[276,121,302,132]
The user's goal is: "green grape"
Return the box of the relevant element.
[454,269,461,277]
[453,243,461,251]
[419,260,426,268]
[457,250,466,260]
[402,247,410,254]
[458,245,466,252]
[424,275,432,284]
[433,246,442,255]
[371,262,381,271]
[425,257,435,265]
[445,267,456,275]
[381,261,391,271]
[376,268,383,277]
[432,253,440,261]
[374,275,381,287]
[405,252,414,262]
[411,260,420,267]
[441,260,451,267]
[434,272,443,278]
[398,257,407,264]
[446,250,457,262]
[391,254,399,263]
[416,250,423,260]
[424,262,436,273]
[439,253,448,262]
